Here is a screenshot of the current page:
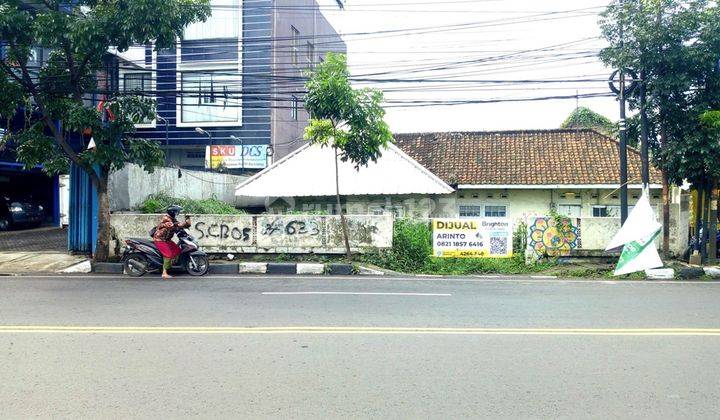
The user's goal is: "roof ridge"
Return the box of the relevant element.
[394,128,600,136]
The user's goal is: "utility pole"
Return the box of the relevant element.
[639,71,650,186]
[613,0,629,224]
[609,70,635,223]
[618,70,629,224]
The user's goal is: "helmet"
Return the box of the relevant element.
[166,205,183,218]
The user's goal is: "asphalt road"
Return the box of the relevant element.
[1,275,720,419]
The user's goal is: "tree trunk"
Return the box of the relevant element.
[710,179,719,265]
[694,179,704,256]
[334,147,351,259]
[662,170,670,258]
[660,126,671,259]
[94,176,111,262]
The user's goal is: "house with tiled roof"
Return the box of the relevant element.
[234,128,688,255]
[395,129,665,220]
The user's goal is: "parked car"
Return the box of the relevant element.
[0,195,45,231]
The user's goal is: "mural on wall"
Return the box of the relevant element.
[528,217,581,258]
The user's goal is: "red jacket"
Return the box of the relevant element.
[152,215,191,242]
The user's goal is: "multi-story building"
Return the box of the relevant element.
[117,0,346,172]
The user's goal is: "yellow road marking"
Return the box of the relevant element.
[0,326,719,336]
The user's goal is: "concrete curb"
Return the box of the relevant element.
[327,263,354,275]
[266,263,297,275]
[703,266,720,278]
[93,262,124,274]
[678,267,705,279]
[296,263,325,275]
[238,262,267,274]
[60,260,92,274]
[209,264,239,275]
[90,261,358,276]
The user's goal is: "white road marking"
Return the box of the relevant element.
[1,326,719,336]
[261,291,451,296]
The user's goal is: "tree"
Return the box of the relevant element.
[303,53,393,258]
[599,0,720,257]
[0,0,210,261]
[560,106,616,137]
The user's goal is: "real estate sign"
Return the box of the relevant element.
[431,218,513,258]
[205,145,269,169]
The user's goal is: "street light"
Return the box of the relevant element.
[195,127,212,170]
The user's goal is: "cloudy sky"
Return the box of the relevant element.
[315,0,617,133]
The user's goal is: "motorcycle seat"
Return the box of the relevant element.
[128,238,157,248]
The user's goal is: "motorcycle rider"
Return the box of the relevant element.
[152,205,191,279]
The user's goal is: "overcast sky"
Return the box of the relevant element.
[315,0,616,133]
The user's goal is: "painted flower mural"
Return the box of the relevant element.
[528,217,580,258]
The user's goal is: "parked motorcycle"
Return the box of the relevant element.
[121,229,209,276]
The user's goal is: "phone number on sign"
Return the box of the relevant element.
[435,241,483,247]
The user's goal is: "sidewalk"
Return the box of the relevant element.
[0,252,87,274]
[0,227,67,252]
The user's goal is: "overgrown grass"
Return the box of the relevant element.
[138,192,245,215]
[360,218,553,275]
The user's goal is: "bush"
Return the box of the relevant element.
[512,220,528,254]
[361,218,431,272]
[389,219,433,272]
[362,218,552,275]
[138,192,244,215]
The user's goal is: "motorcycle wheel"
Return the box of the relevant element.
[185,254,209,276]
[123,253,148,277]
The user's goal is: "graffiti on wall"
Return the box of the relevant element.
[261,218,321,236]
[528,217,581,258]
[194,222,252,242]
[111,214,393,254]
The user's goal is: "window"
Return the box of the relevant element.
[123,72,151,92]
[484,205,507,218]
[291,26,300,65]
[370,206,405,218]
[184,0,240,40]
[290,95,299,121]
[459,205,483,218]
[306,41,315,67]
[592,206,608,217]
[180,71,240,123]
[558,204,581,218]
[186,150,205,159]
[605,205,635,217]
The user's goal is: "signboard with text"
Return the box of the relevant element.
[205,144,268,169]
[431,218,513,258]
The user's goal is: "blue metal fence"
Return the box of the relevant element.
[67,163,98,254]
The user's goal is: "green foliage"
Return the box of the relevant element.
[386,218,433,272]
[0,0,210,260]
[561,107,616,137]
[422,254,548,275]
[138,193,245,215]
[0,0,210,177]
[599,0,720,186]
[303,53,393,169]
[361,219,551,275]
[512,220,528,255]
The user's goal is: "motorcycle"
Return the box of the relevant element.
[121,229,210,277]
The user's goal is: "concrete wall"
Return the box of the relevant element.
[525,199,688,259]
[110,213,393,254]
[108,164,248,211]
